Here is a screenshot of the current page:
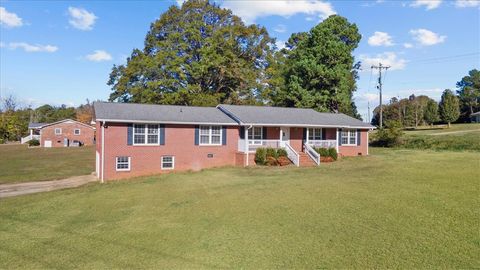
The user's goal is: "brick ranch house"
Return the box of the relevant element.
[94,102,374,182]
[22,119,95,147]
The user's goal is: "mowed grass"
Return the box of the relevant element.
[0,144,95,184]
[1,148,479,268]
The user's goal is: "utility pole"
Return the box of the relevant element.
[371,63,390,128]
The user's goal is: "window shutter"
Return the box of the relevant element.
[222,126,227,145]
[321,128,326,140]
[239,127,245,139]
[357,129,361,146]
[302,128,307,141]
[127,124,133,145]
[160,124,165,145]
[194,125,199,145]
[262,127,267,140]
[338,129,342,146]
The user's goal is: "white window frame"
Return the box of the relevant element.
[116,156,131,171]
[74,129,81,135]
[133,124,160,145]
[161,156,175,170]
[248,127,263,145]
[199,125,222,146]
[55,128,62,135]
[308,128,322,141]
[341,129,357,146]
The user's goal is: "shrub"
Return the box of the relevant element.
[266,147,278,159]
[255,148,267,165]
[277,148,287,157]
[28,139,40,146]
[315,147,329,158]
[0,138,4,144]
[328,147,338,160]
[371,123,403,147]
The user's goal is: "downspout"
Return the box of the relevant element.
[101,121,105,183]
[245,125,252,166]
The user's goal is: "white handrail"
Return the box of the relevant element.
[307,140,337,149]
[304,143,320,165]
[284,142,299,166]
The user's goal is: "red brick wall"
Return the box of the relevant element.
[41,121,95,147]
[338,130,369,157]
[289,127,304,152]
[99,123,239,180]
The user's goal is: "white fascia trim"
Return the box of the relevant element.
[240,123,374,129]
[95,119,238,126]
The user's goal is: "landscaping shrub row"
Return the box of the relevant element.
[255,147,289,166]
[313,147,338,162]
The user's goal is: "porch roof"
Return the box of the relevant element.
[218,104,374,129]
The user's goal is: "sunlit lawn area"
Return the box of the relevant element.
[0,144,95,184]
[0,148,478,268]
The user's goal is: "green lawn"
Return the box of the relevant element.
[0,144,95,184]
[1,148,479,268]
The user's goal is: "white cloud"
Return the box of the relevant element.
[410,0,442,10]
[409,28,446,46]
[0,7,23,28]
[86,50,112,62]
[359,52,407,71]
[368,31,394,47]
[455,0,480,7]
[224,1,336,24]
[274,24,287,33]
[403,43,413,48]
[68,7,97,31]
[7,42,58,53]
[305,16,315,21]
[275,40,286,50]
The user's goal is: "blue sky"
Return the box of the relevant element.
[1,0,479,120]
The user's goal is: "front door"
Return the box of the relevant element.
[280,127,290,147]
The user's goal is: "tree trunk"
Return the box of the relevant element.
[448,122,451,128]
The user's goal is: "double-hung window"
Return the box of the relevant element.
[74,129,81,135]
[341,129,357,145]
[308,128,322,141]
[199,126,222,145]
[248,127,263,145]
[116,156,130,171]
[55,128,62,135]
[133,124,159,145]
[161,156,174,170]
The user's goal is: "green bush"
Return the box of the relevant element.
[0,138,4,144]
[277,148,287,157]
[266,147,278,159]
[371,126,403,147]
[255,148,267,165]
[315,147,329,157]
[328,147,338,160]
[28,139,40,146]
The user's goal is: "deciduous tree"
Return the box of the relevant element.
[439,89,460,127]
[456,69,480,120]
[108,0,275,106]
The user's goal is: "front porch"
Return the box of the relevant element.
[236,126,339,166]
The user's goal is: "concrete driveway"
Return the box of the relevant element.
[0,174,98,198]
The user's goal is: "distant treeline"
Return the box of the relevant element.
[372,69,479,128]
[0,97,94,143]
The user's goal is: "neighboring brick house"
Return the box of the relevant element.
[94,102,374,181]
[25,119,95,147]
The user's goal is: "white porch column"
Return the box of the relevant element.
[306,128,309,144]
[245,127,249,166]
[29,129,33,138]
[336,128,339,153]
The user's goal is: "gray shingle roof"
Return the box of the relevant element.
[94,102,238,125]
[218,104,374,129]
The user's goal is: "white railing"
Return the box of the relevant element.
[238,139,282,152]
[304,143,320,165]
[21,134,40,144]
[307,140,337,149]
[285,142,299,167]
